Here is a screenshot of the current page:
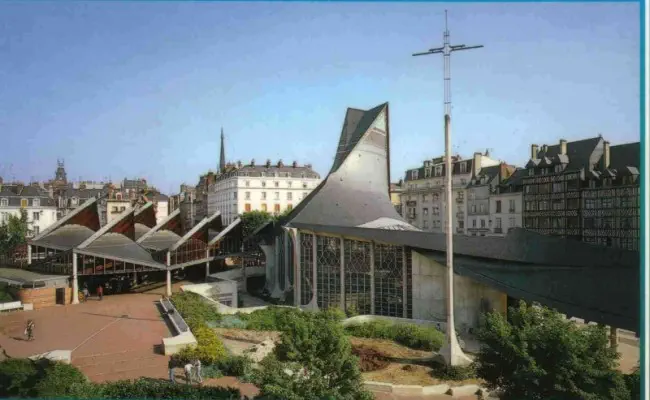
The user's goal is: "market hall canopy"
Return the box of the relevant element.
[134,202,157,241]
[28,196,167,271]
[30,196,102,251]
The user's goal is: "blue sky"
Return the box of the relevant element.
[0,2,641,194]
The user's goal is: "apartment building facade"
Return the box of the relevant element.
[207,160,321,224]
[521,136,640,250]
[401,151,500,234]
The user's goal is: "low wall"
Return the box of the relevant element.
[411,250,507,332]
[18,287,71,310]
[159,299,197,355]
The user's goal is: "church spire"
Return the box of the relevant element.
[219,127,226,173]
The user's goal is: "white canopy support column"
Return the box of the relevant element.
[402,246,408,318]
[205,249,210,282]
[27,245,32,265]
[71,252,79,304]
[166,251,172,297]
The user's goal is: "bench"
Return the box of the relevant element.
[158,299,197,355]
[0,301,23,313]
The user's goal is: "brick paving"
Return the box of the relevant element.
[0,292,172,382]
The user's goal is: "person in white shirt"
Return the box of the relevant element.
[193,359,203,383]
[183,363,193,384]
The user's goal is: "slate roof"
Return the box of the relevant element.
[497,168,527,193]
[466,165,501,188]
[609,142,640,170]
[212,164,320,183]
[0,185,56,207]
[404,157,472,182]
[528,137,603,171]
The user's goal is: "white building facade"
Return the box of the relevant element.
[0,184,58,237]
[487,168,526,236]
[401,152,500,234]
[208,160,321,224]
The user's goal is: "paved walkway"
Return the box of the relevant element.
[0,292,172,382]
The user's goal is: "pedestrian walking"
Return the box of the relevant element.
[168,356,176,383]
[193,359,203,384]
[82,283,90,302]
[183,362,193,384]
[24,319,34,341]
[97,284,103,301]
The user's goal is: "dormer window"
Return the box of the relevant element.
[116,193,122,200]
[460,162,467,174]
[434,166,443,176]
[33,198,40,207]
[425,168,432,178]
[411,170,419,180]
[554,164,562,173]
[20,198,28,208]
[0,198,7,207]
[71,197,78,206]
[528,169,534,176]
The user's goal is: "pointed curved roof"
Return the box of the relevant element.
[134,202,157,240]
[30,196,102,249]
[285,102,413,230]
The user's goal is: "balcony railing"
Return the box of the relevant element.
[509,208,516,213]
[494,228,503,233]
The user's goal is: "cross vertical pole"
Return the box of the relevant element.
[412,10,483,366]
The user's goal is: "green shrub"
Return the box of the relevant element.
[33,360,87,397]
[476,301,629,400]
[215,355,254,378]
[170,291,221,330]
[178,326,228,364]
[346,304,359,318]
[429,361,477,381]
[345,321,445,351]
[0,358,39,397]
[238,306,302,331]
[625,365,640,400]
[254,312,372,400]
[97,377,242,399]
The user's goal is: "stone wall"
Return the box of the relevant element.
[411,250,507,332]
[18,287,72,310]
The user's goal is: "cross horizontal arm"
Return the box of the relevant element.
[450,45,484,52]
[412,50,444,57]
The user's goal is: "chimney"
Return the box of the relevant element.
[277,160,284,168]
[265,159,271,168]
[473,152,482,178]
[603,141,611,169]
[542,144,548,153]
[237,160,242,168]
[292,161,298,168]
[306,163,312,169]
[531,144,539,159]
[560,139,567,155]
[250,159,255,166]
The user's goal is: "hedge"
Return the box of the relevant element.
[0,359,244,399]
[344,320,445,351]
[170,291,221,330]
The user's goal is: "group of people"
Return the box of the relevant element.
[168,355,202,384]
[80,283,103,302]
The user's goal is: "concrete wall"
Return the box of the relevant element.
[411,250,507,332]
[18,287,71,310]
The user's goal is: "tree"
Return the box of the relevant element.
[0,209,29,257]
[253,312,372,400]
[240,210,273,238]
[476,301,630,400]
